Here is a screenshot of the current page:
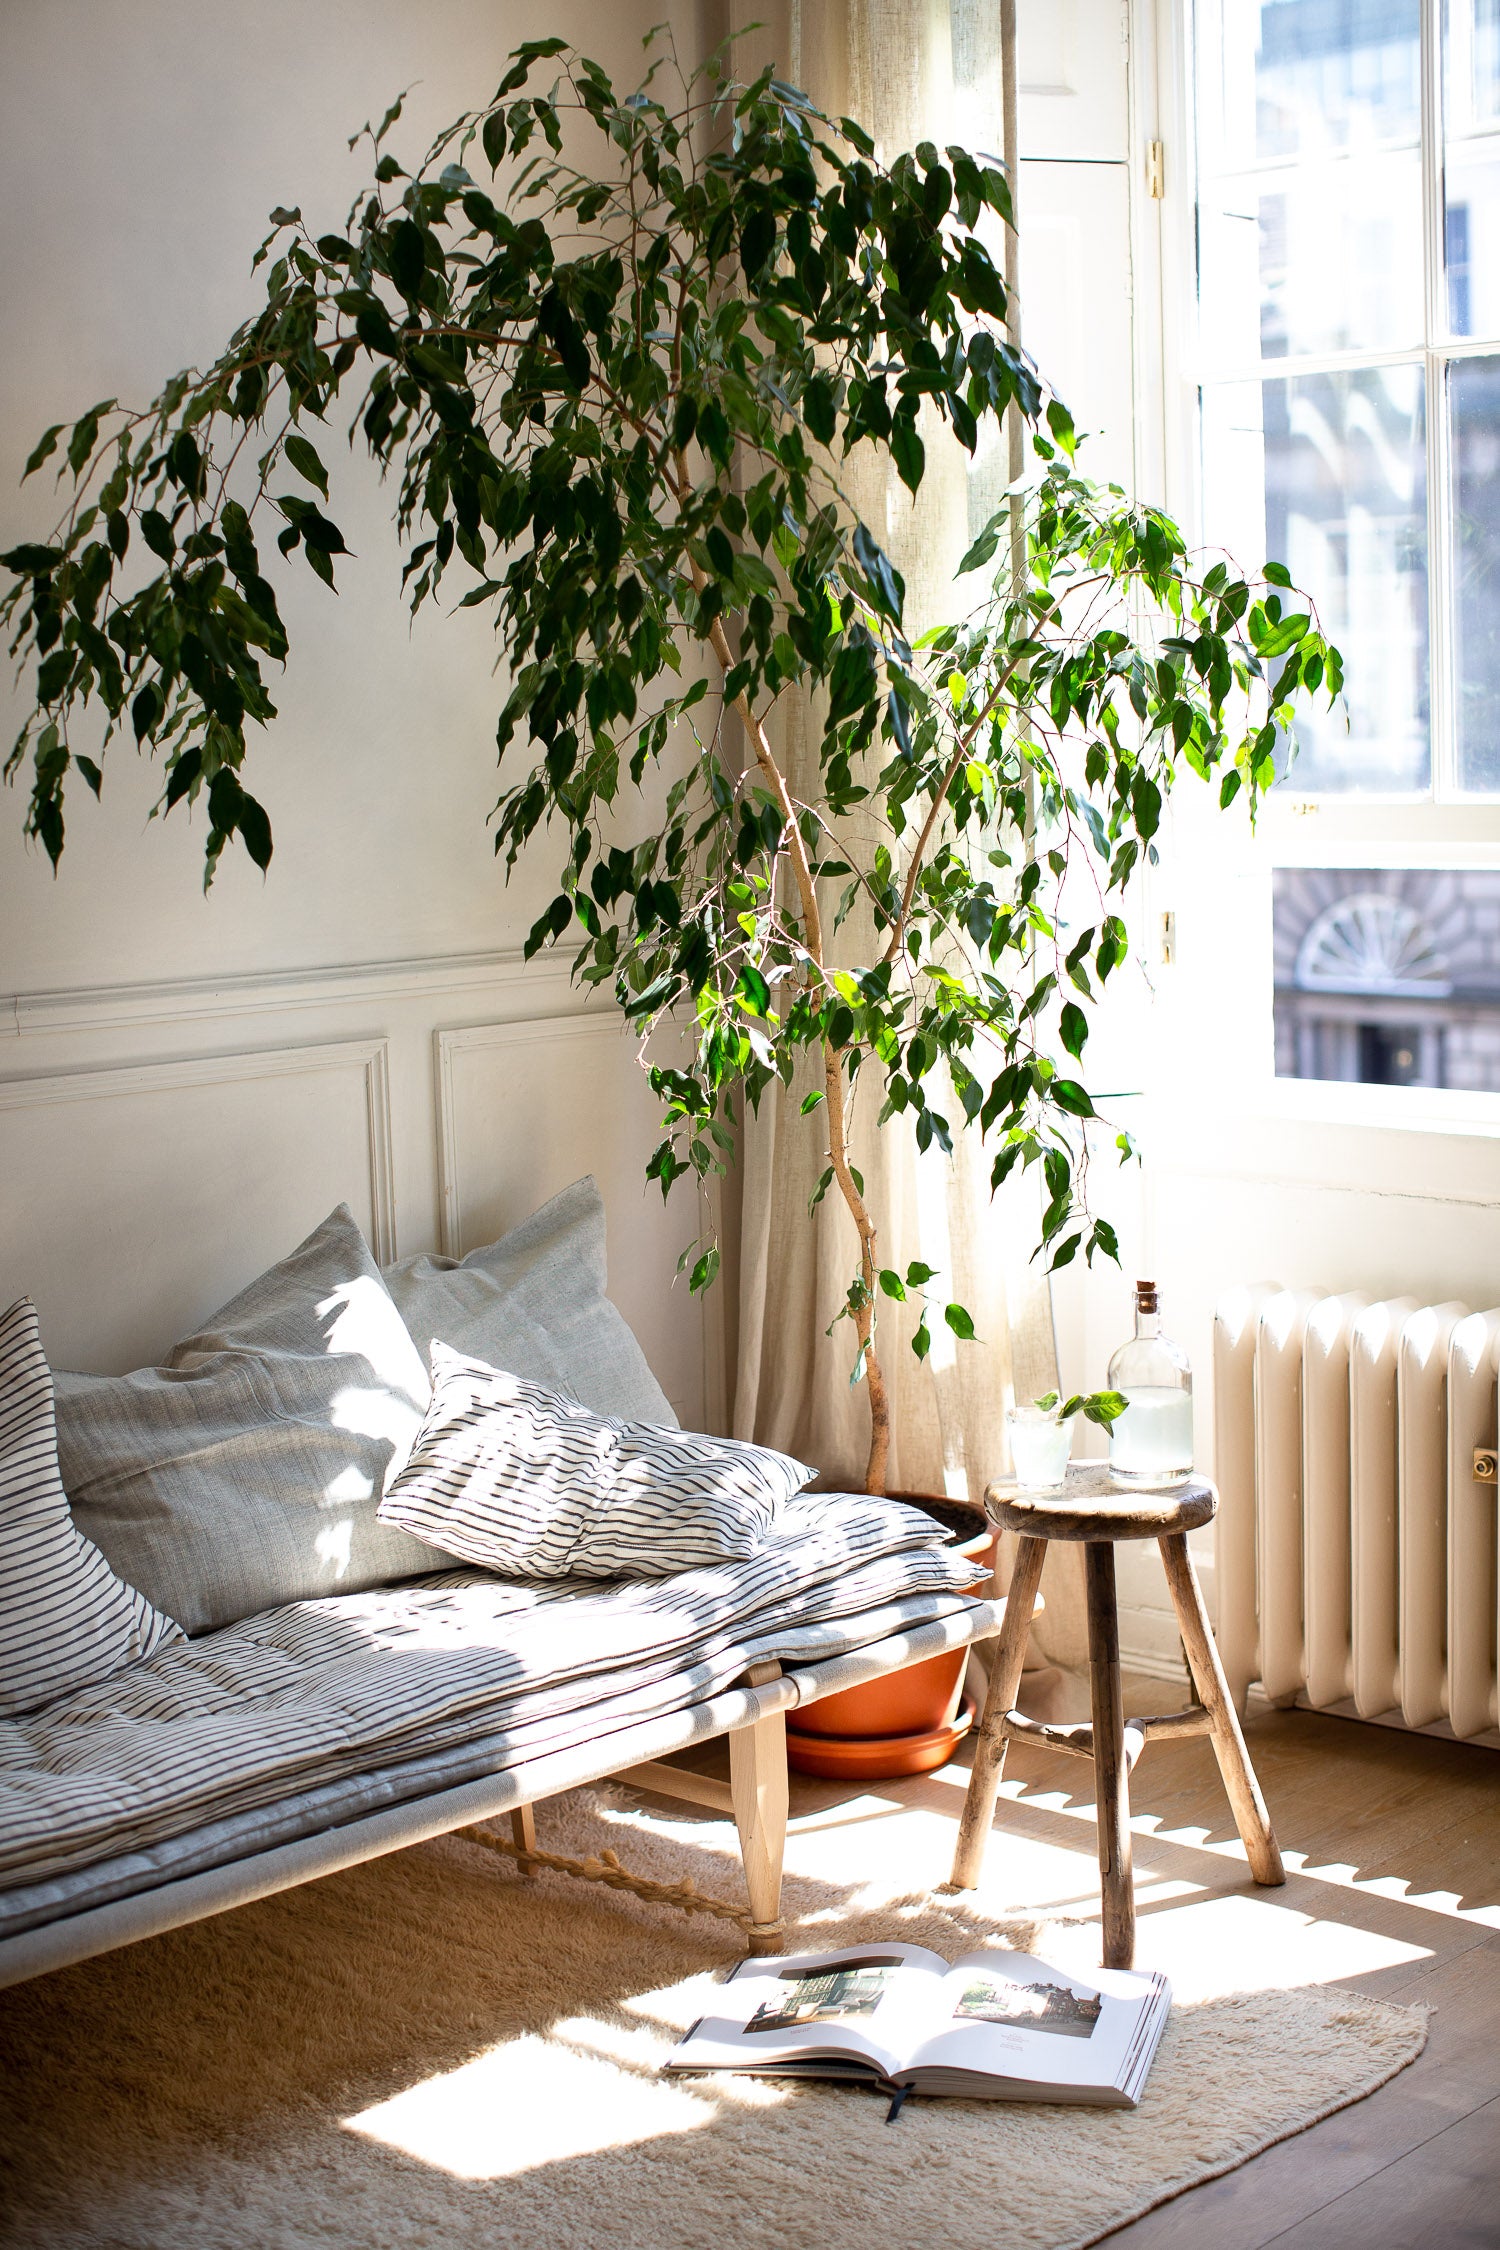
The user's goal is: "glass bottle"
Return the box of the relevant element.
[1107,1280,1193,1486]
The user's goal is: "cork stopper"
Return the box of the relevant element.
[1135,1279,1159,1315]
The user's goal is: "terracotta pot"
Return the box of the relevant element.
[786,1494,997,1779]
[786,1698,978,1780]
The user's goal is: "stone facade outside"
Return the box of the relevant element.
[1273,867,1500,1090]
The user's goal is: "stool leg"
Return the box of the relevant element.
[1159,1532,1285,1887]
[950,1534,1046,1890]
[1085,1541,1134,1970]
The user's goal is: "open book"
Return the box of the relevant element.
[667,1942,1171,2107]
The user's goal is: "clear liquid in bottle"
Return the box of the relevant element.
[1107,1280,1193,1486]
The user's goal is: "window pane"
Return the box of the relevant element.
[1274,867,1500,1087]
[1451,354,1500,786]
[1445,2,1500,333]
[1253,0,1421,159]
[1198,0,1424,366]
[1203,366,1430,792]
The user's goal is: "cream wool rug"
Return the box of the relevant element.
[0,1786,1427,2250]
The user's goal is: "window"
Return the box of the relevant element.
[1272,865,1500,1086]
[1194,0,1500,800]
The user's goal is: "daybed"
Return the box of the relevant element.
[0,1181,1004,1990]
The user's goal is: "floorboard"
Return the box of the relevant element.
[669,1672,1500,2246]
[1011,1692,1500,2249]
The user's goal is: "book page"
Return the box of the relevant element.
[668,1943,949,2079]
[902,1951,1158,2091]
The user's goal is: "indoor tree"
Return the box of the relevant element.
[0,34,1339,1492]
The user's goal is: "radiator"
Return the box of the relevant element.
[1214,1286,1500,1745]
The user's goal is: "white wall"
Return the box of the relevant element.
[0,0,715,1421]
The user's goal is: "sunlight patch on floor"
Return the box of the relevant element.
[1123,1890,1432,2001]
[342,2028,719,2179]
[921,1760,1500,1929]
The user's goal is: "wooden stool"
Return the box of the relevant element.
[950,1463,1284,1968]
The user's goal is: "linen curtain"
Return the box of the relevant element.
[720,2,1087,1664]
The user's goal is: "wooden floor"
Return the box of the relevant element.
[743,1671,1500,2250]
[979,1677,1500,2249]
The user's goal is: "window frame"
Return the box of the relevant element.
[1135,0,1500,1132]
[1182,0,1500,818]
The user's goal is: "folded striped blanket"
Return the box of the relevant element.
[0,1493,991,1934]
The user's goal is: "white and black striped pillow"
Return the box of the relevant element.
[379,1345,815,1576]
[0,1297,183,1718]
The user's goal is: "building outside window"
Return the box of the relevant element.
[1273,864,1500,1086]
[1193,0,1500,1087]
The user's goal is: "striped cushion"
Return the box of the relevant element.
[0,1495,989,1923]
[0,1298,182,1718]
[380,1345,815,1575]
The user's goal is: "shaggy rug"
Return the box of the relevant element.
[0,1785,1427,2250]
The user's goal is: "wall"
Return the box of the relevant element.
[0,0,715,1421]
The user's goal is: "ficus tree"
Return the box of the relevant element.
[0,34,1339,1493]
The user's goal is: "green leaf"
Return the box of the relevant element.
[736,964,771,1016]
[389,217,427,299]
[1050,1078,1096,1119]
[22,425,63,479]
[905,1260,936,1286]
[36,650,72,704]
[237,790,274,871]
[1060,1000,1088,1058]
[803,374,837,447]
[493,36,568,101]
[738,205,776,279]
[911,1320,931,1361]
[944,1302,976,1341]
[891,415,925,494]
[132,683,161,742]
[877,1268,907,1300]
[283,432,329,498]
[0,543,62,575]
[66,400,114,477]
[140,510,175,562]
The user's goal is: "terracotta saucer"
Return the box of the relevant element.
[785,1697,977,1780]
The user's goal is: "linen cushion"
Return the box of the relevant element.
[54,1207,456,1635]
[380,1345,814,1576]
[0,1297,182,1717]
[0,1490,989,1926]
[383,1176,676,1426]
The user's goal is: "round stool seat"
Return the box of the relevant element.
[984,1460,1217,1542]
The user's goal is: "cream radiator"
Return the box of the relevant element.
[1214,1286,1500,1745]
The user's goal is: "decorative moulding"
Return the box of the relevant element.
[0,1037,399,1262]
[1,945,580,1040]
[433,1016,624,1259]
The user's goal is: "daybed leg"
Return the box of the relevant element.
[730,1660,788,1955]
[509,1802,537,1871]
[950,1533,1046,1890]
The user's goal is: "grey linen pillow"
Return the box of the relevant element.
[380,1344,814,1577]
[0,1297,182,1716]
[383,1175,676,1426]
[54,1206,455,1634]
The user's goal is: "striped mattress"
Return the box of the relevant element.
[0,1492,992,1939]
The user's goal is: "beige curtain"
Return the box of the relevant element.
[720,3,1087,1665]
